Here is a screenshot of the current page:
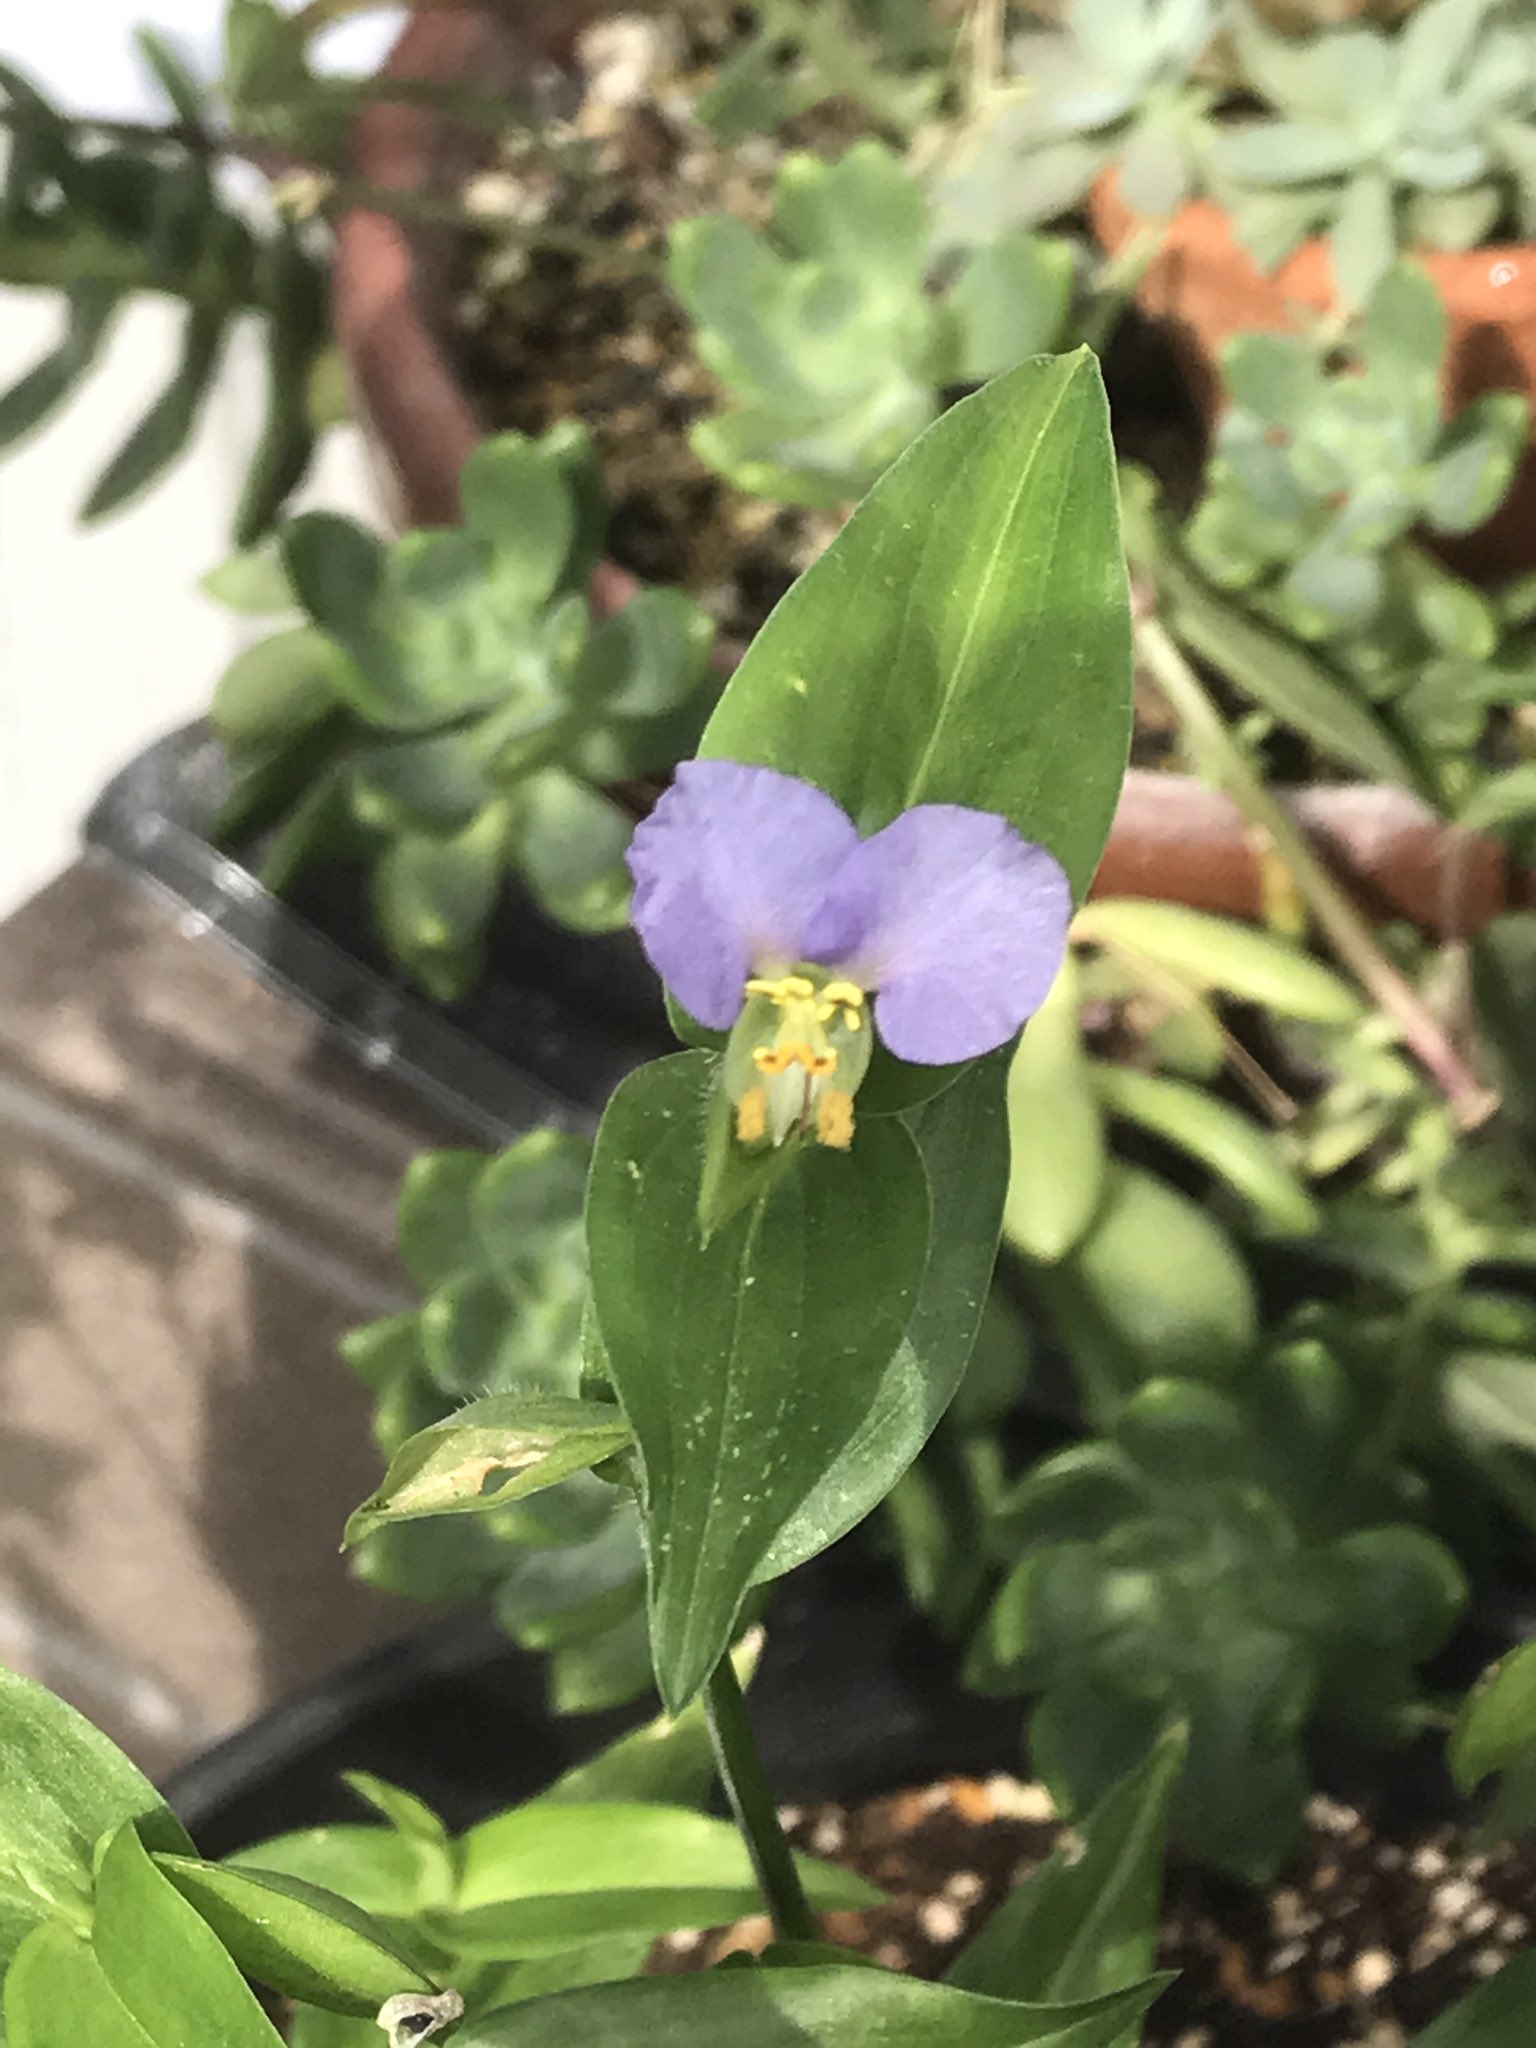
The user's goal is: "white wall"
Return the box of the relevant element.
[0,2,402,919]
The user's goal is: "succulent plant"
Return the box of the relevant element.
[0,47,329,542]
[668,139,1075,506]
[1217,0,1536,305]
[926,0,1218,244]
[967,1347,1465,1881]
[208,422,715,998]
[341,1136,652,1715]
[1185,264,1529,647]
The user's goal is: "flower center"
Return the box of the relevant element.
[743,974,867,1077]
[724,969,872,1151]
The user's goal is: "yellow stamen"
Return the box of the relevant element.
[817,979,867,1031]
[816,1090,855,1150]
[736,1087,768,1145]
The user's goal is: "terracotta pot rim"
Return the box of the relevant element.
[329,9,1533,939]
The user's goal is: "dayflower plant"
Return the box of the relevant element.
[627,760,1072,1150]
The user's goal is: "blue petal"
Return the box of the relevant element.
[805,805,1072,1063]
[627,761,860,1028]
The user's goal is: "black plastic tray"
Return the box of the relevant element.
[84,722,674,1143]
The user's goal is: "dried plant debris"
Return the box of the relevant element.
[650,1776,1536,2048]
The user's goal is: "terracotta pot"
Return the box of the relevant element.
[331,11,1536,939]
[1090,170,1536,581]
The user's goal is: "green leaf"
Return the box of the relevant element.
[1472,915,1536,1133]
[0,1667,192,1975]
[153,1856,435,2016]
[344,1394,632,1546]
[373,803,511,1002]
[228,1826,443,1922]
[515,772,633,935]
[1447,1352,1536,1457]
[233,226,324,546]
[1091,1064,1320,1236]
[92,1824,280,2046]
[1158,556,1418,785]
[282,514,384,653]
[0,280,118,453]
[699,353,1132,897]
[586,1053,930,1711]
[452,1802,877,1930]
[5,1918,156,2048]
[473,1130,589,1273]
[459,434,575,611]
[82,301,229,522]
[1407,1951,1536,2048]
[1459,764,1536,838]
[534,1642,758,1809]
[1003,959,1106,1264]
[397,1149,488,1290]
[947,1724,1185,2003]
[754,1049,1012,1580]
[1425,393,1528,536]
[571,587,714,718]
[1032,1163,1258,1410]
[200,547,294,615]
[948,236,1075,383]
[1073,900,1363,1024]
[341,1776,449,1855]
[1329,167,1395,309]
[452,1964,1163,2048]
[211,627,339,753]
[1451,1642,1536,1795]
[135,26,210,125]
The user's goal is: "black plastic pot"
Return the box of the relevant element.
[163,1547,1024,1855]
[84,721,674,1143]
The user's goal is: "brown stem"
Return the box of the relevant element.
[1136,615,1497,1127]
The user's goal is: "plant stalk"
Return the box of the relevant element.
[1135,613,1497,1127]
[704,1653,817,1944]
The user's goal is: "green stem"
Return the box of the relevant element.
[704,1654,817,1944]
[1135,612,1496,1126]
[0,230,262,309]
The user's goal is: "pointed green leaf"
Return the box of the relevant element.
[453,1965,1164,2048]
[1004,959,1106,1264]
[587,1053,930,1710]
[82,305,228,522]
[699,352,1132,895]
[948,1724,1185,2003]
[92,1824,280,2046]
[1091,1064,1319,1235]
[5,1918,156,2048]
[153,1855,435,2016]
[1451,1641,1536,1795]
[0,280,118,453]
[1407,1951,1536,2048]
[343,1394,631,1547]
[0,1668,192,1977]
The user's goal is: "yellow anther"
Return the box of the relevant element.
[816,1090,855,1150]
[745,974,816,1002]
[816,979,866,1030]
[753,1040,834,1076]
[736,1087,768,1145]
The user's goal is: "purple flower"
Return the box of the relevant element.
[628,761,1071,1148]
